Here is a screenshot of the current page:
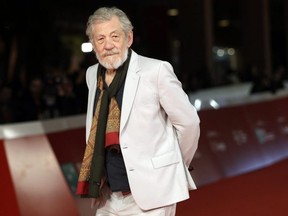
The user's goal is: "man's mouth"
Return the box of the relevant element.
[104,52,118,57]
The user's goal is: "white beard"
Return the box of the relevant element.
[96,49,128,70]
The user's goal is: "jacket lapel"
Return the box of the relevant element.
[86,65,98,143]
[120,51,140,132]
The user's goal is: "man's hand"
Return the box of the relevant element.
[90,177,111,209]
[91,198,101,209]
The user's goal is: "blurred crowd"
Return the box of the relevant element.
[248,65,286,94]
[1,64,286,125]
[0,67,89,124]
[1,62,287,124]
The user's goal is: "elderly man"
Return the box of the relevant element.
[77,6,200,216]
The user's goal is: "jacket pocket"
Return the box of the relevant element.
[151,151,180,169]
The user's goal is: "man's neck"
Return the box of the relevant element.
[106,69,116,75]
[105,69,116,86]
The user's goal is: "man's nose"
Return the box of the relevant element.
[103,38,114,49]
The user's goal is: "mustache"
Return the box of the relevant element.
[102,49,119,57]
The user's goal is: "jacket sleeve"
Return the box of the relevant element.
[157,61,200,166]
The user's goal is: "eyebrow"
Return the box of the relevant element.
[95,30,122,37]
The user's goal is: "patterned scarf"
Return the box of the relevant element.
[76,49,131,198]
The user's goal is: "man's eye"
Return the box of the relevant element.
[97,38,104,44]
[112,35,120,41]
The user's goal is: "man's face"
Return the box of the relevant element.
[92,16,133,69]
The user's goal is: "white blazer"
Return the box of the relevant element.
[85,50,200,210]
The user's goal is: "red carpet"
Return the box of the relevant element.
[0,141,21,216]
[177,159,288,216]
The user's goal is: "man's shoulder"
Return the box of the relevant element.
[87,63,99,72]
[85,63,99,85]
[85,63,99,78]
[137,53,164,65]
[134,53,172,71]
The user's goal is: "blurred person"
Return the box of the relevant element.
[225,68,240,85]
[69,62,89,113]
[76,7,200,216]
[56,75,80,116]
[0,85,17,123]
[270,65,286,93]
[19,76,46,121]
[250,66,272,94]
[0,36,6,86]
[42,73,60,118]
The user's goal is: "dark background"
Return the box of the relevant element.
[0,0,288,123]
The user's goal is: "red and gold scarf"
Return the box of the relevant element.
[76,49,131,198]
